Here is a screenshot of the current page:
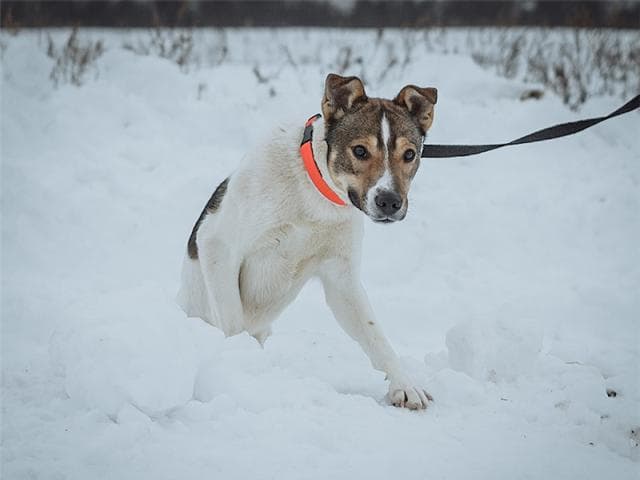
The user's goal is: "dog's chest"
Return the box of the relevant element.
[238,222,332,310]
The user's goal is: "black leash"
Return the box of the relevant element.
[421,94,640,159]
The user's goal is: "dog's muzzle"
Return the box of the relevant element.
[371,189,406,223]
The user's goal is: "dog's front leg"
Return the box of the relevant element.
[199,238,245,337]
[320,260,431,410]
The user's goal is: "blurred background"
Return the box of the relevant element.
[2,0,640,28]
[2,0,639,110]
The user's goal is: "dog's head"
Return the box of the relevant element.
[321,73,437,223]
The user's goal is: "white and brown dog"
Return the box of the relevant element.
[178,74,437,409]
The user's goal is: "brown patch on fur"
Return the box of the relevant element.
[383,106,424,202]
[325,100,387,209]
[187,177,229,259]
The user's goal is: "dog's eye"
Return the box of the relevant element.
[403,149,416,162]
[352,145,368,159]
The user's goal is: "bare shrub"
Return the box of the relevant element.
[335,45,354,73]
[123,29,194,70]
[330,44,367,85]
[30,27,639,109]
[47,28,104,87]
[466,28,639,110]
[471,30,524,79]
[206,30,229,66]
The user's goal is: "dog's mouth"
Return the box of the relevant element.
[372,217,397,224]
[347,187,363,211]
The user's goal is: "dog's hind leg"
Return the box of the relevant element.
[177,254,211,323]
[198,237,247,337]
[250,326,272,346]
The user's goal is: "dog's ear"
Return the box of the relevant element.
[322,74,367,122]
[394,85,438,135]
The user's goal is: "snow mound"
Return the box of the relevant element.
[446,314,543,382]
[426,368,486,406]
[50,285,201,417]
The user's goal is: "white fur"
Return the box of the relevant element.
[177,118,430,409]
[381,112,391,156]
[365,113,395,215]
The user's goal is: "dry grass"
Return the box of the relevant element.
[123,29,194,71]
[465,29,640,110]
[35,27,640,110]
[47,27,104,87]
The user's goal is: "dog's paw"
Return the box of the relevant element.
[387,380,433,410]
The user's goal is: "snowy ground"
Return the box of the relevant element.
[2,29,639,479]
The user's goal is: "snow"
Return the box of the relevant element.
[2,29,639,479]
[445,316,543,383]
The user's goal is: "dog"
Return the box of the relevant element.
[178,74,437,409]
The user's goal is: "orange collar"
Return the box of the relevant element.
[300,114,346,207]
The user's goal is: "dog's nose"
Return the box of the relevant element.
[374,190,403,216]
